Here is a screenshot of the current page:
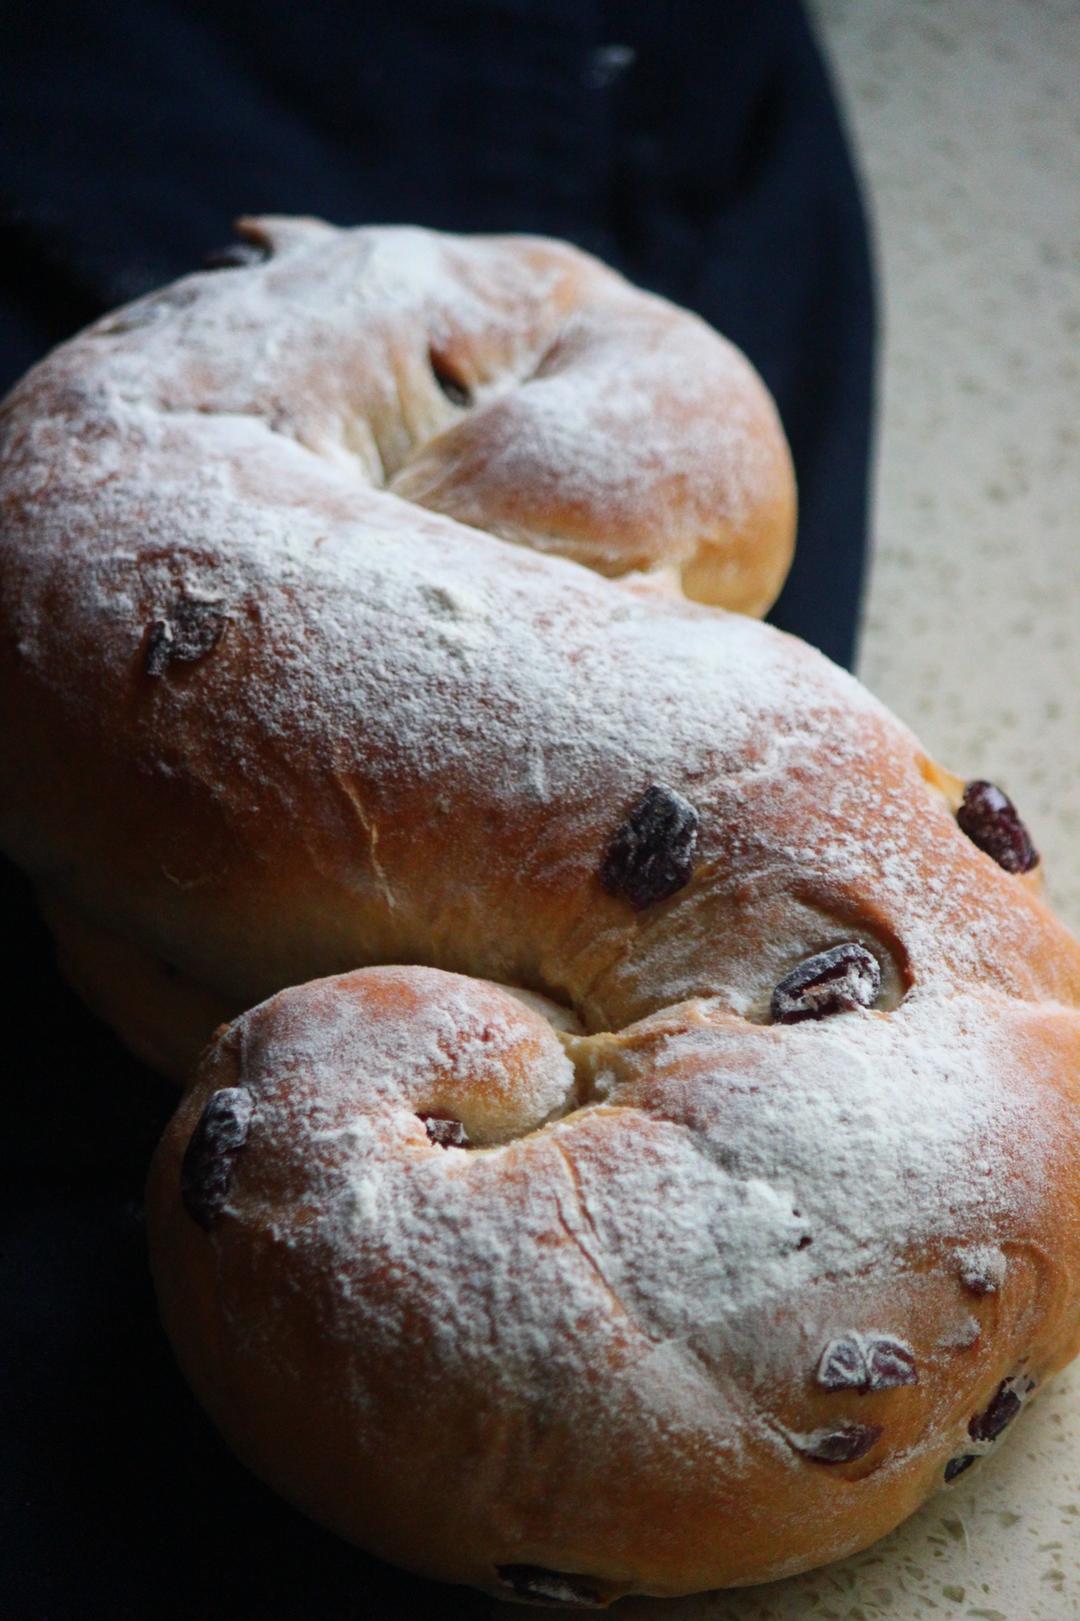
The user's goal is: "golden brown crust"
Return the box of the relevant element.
[2,220,1079,1602]
[147,969,1080,1602]
[0,219,795,1061]
[39,891,239,1077]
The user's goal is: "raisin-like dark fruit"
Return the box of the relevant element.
[963,1272,995,1297]
[968,1379,1023,1443]
[817,1332,917,1393]
[429,349,472,407]
[795,1423,883,1464]
[145,597,227,677]
[958,1245,1006,1296]
[944,1453,976,1482]
[771,942,881,1024]
[816,1334,865,1391]
[180,1087,254,1230]
[495,1565,605,1608]
[956,780,1038,873]
[203,240,271,270]
[865,1337,918,1390]
[420,1113,470,1148]
[599,783,700,910]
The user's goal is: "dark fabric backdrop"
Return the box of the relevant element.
[0,2,876,1615]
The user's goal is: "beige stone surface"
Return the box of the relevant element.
[509,4,1080,1617]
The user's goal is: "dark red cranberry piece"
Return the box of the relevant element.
[866,1337,919,1390]
[956,780,1038,873]
[429,348,472,408]
[599,783,700,910]
[958,1246,1005,1296]
[962,1272,996,1297]
[795,1423,883,1464]
[181,1087,254,1230]
[419,1113,470,1148]
[771,942,881,1025]
[944,1452,976,1482]
[495,1565,604,1608]
[817,1334,865,1391]
[968,1379,1023,1443]
[817,1333,917,1393]
[145,597,227,677]
[203,240,271,270]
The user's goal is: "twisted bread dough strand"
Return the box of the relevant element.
[0,217,794,1076]
[2,222,1079,1603]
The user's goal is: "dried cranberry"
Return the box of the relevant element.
[816,1334,865,1391]
[968,1379,1023,1443]
[817,1332,917,1393]
[429,349,472,407]
[956,781,1038,873]
[866,1337,919,1390]
[794,1423,883,1464]
[419,1113,470,1148]
[771,942,881,1025]
[145,597,227,677]
[599,783,700,910]
[958,1246,1005,1296]
[944,1453,976,1482]
[962,1272,996,1298]
[203,240,271,270]
[181,1087,254,1230]
[494,1565,604,1608]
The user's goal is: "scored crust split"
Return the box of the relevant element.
[1,219,1079,1607]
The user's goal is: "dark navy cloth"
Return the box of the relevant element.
[1,0,875,665]
[1,4,876,1615]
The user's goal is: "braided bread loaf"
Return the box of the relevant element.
[2,220,1079,1607]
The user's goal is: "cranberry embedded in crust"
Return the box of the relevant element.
[866,1337,919,1390]
[770,942,881,1025]
[145,596,227,677]
[817,1332,918,1393]
[957,1244,1007,1297]
[419,1113,470,1149]
[956,780,1038,873]
[944,1453,976,1482]
[599,782,700,910]
[180,1087,254,1230]
[968,1378,1024,1443]
[495,1565,605,1609]
[428,348,473,408]
[816,1334,864,1390]
[963,1273,996,1298]
[794,1423,883,1464]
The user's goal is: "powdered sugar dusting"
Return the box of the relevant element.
[7,218,1080,1588]
[0,244,1075,1032]
[194,962,1080,1587]
[1,337,888,1021]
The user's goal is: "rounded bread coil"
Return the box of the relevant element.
[0,216,795,1078]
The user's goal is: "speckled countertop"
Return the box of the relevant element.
[500,4,1080,1618]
